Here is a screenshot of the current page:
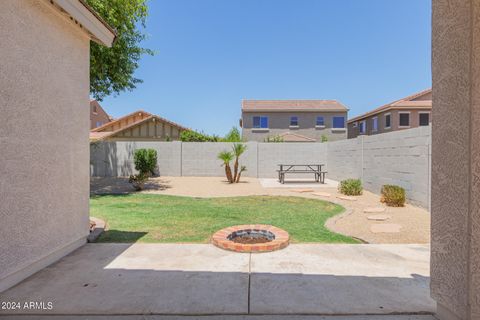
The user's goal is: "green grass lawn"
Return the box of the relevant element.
[90,194,357,243]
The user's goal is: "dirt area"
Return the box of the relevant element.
[91,176,430,244]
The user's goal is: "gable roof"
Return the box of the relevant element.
[242,100,348,112]
[90,110,189,141]
[278,132,316,142]
[348,89,432,123]
[49,0,116,46]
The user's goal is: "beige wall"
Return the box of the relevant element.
[432,0,480,319]
[0,0,90,291]
[242,111,348,142]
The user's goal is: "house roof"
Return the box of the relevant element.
[90,110,189,141]
[242,100,348,112]
[278,132,316,142]
[348,89,432,123]
[50,0,116,46]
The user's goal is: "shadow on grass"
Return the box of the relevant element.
[95,230,148,243]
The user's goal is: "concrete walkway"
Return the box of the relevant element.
[0,244,435,317]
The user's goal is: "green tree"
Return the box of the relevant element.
[86,0,154,100]
[224,127,242,142]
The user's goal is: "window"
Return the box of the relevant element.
[316,116,325,126]
[96,121,103,127]
[372,117,378,132]
[385,113,391,129]
[93,105,97,114]
[419,113,430,126]
[253,116,268,129]
[332,116,345,129]
[290,116,298,126]
[359,120,366,134]
[352,122,357,128]
[399,113,410,127]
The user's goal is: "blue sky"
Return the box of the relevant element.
[101,0,431,136]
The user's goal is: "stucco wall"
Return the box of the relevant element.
[431,0,480,319]
[0,0,90,291]
[242,111,348,142]
[91,127,431,207]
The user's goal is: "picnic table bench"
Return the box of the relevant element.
[277,164,327,184]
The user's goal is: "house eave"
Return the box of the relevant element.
[49,0,116,47]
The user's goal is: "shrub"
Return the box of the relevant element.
[130,149,157,191]
[381,185,406,207]
[321,135,328,143]
[180,130,218,142]
[129,172,149,191]
[338,179,363,196]
[134,149,157,176]
[264,135,284,143]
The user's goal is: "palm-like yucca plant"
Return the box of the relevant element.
[217,151,234,183]
[232,143,247,182]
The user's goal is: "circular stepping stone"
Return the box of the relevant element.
[363,207,386,213]
[370,224,402,233]
[336,195,358,201]
[291,189,314,193]
[367,214,391,221]
[312,192,331,197]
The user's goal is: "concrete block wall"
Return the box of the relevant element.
[181,142,258,177]
[257,143,327,178]
[90,126,431,207]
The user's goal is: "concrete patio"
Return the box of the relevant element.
[0,243,435,317]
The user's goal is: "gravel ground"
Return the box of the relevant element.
[91,176,430,244]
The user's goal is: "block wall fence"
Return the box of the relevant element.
[90,126,431,208]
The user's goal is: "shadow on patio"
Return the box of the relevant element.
[0,243,436,316]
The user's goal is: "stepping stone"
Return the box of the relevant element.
[363,207,386,213]
[336,195,358,201]
[311,192,331,197]
[370,223,402,233]
[291,189,314,193]
[367,214,391,221]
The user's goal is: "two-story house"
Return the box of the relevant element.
[90,99,112,129]
[241,100,349,142]
[347,89,432,139]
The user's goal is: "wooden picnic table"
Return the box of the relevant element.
[277,164,327,184]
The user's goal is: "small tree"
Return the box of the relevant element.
[129,149,157,190]
[224,127,242,142]
[217,151,234,183]
[232,143,247,182]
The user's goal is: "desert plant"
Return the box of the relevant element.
[235,166,247,183]
[217,151,234,183]
[232,143,247,182]
[129,149,157,190]
[381,185,406,207]
[338,179,363,196]
[264,135,284,142]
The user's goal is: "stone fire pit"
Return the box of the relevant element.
[212,224,289,252]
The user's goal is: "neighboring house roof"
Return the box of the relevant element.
[90,110,189,141]
[278,132,316,142]
[348,89,432,123]
[242,100,349,112]
[49,0,116,46]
